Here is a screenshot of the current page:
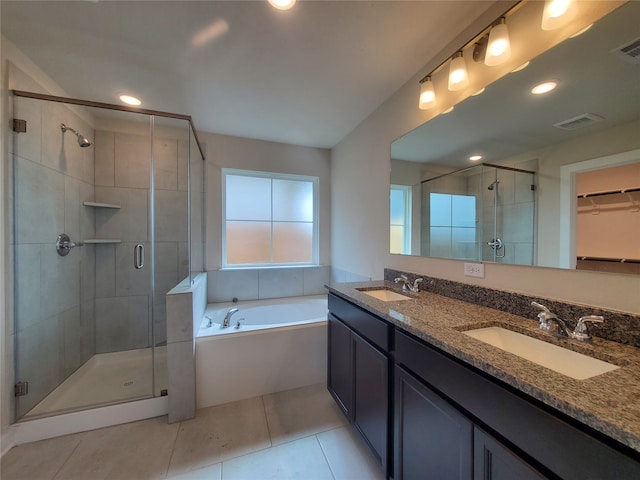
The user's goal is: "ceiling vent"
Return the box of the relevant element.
[611,37,640,64]
[553,113,604,131]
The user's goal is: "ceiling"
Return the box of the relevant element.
[1,0,495,149]
[391,1,640,169]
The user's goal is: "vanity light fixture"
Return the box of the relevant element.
[485,17,511,66]
[418,76,437,110]
[268,0,296,11]
[119,94,141,106]
[448,52,469,91]
[441,106,455,114]
[471,88,486,96]
[531,80,558,95]
[541,0,578,31]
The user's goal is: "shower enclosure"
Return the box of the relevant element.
[10,89,205,421]
[421,163,536,264]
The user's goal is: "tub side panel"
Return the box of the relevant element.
[195,323,327,408]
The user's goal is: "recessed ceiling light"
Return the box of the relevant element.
[268,0,296,10]
[531,81,558,95]
[119,95,141,106]
[511,61,530,73]
[469,155,483,161]
[441,106,455,114]
[569,24,593,38]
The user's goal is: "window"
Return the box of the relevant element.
[429,193,476,259]
[222,169,319,267]
[390,185,412,254]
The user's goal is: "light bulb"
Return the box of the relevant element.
[448,53,469,91]
[485,19,511,66]
[418,77,437,110]
[541,0,578,31]
[268,0,296,10]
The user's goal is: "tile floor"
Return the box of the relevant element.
[1,383,385,480]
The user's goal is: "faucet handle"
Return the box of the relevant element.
[573,315,604,341]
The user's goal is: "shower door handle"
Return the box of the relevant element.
[134,244,144,269]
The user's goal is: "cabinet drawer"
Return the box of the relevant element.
[395,330,640,480]
[328,293,389,351]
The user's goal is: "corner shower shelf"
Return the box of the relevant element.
[83,201,121,209]
[83,239,122,244]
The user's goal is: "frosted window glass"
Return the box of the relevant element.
[226,221,271,264]
[226,175,271,221]
[273,222,313,263]
[430,193,452,226]
[452,195,476,227]
[390,190,405,225]
[452,227,477,259]
[430,227,452,258]
[273,179,313,222]
[390,226,404,254]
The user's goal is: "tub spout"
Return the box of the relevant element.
[223,308,239,328]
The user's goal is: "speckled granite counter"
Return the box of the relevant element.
[327,281,640,454]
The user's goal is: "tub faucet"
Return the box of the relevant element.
[394,275,423,293]
[223,307,239,328]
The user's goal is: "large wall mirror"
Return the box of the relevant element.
[390,1,639,275]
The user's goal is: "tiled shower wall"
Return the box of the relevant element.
[93,130,190,352]
[11,78,97,417]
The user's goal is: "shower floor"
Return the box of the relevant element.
[24,346,167,418]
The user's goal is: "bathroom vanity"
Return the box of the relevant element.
[326,281,640,479]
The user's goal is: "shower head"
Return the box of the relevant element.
[60,123,92,148]
[488,179,500,190]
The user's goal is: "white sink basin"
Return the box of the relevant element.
[463,326,619,380]
[358,289,412,302]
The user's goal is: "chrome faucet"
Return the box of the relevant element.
[531,302,604,342]
[222,307,239,328]
[394,274,423,293]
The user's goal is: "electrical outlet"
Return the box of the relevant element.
[464,262,485,278]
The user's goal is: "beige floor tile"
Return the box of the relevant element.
[221,435,333,480]
[165,462,222,480]
[53,416,179,480]
[317,426,385,480]
[1,434,81,480]
[167,396,270,477]
[263,383,347,446]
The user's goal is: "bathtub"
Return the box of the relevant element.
[195,294,328,408]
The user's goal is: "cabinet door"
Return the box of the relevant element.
[474,428,545,480]
[395,366,472,480]
[327,314,353,418]
[353,331,389,471]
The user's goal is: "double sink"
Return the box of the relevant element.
[358,287,620,381]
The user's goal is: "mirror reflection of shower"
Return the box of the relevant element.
[60,123,92,147]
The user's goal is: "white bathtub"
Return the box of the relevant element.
[195,294,328,408]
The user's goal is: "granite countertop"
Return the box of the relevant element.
[327,281,640,454]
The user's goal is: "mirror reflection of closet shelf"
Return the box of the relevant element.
[83,201,121,209]
[577,188,640,215]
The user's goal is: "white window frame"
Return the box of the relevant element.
[390,184,412,255]
[222,168,319,268]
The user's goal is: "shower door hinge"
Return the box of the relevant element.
[14,381,28,397]
[12,118,27,133]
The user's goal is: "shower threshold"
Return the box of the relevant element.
[23,346,167,419]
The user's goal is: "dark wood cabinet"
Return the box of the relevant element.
[327,294,390,474]
[395,365,472,480]
[353,331,389,469]
[474,427,545,480]
[327,314,353,417]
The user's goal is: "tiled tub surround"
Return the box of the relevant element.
[327,280,640,454]
[384,268,640,347]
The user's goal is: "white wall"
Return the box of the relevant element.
[331,2,639,314]
[202,132,331,271]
